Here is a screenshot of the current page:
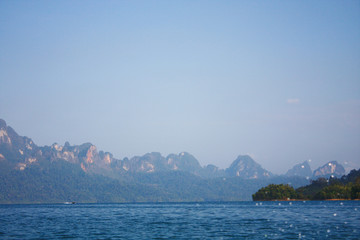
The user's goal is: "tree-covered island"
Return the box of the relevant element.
[252,169,360,201]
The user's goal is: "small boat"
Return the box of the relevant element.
[64,202,76,204]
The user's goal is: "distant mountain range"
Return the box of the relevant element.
[285,160,345,179]
[0,118,352,203]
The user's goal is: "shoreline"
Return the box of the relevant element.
[254,199,360,202]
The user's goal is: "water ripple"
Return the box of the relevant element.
[0,201,359,239]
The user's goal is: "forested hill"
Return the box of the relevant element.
[252,169,360,201]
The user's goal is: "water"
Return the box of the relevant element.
[0,201,359,239]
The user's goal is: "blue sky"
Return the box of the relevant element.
[1,0,359,173]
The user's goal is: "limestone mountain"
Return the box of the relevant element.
[312,161,345,179]
[1,118,349,203]
[0,119,41,170]
[0,118,284,203]
[225,155,273,179]
[0,118,250,179]
[0,119,200,177]
[0,118,348,181]
[285,161,312,179]
[118,152,203,175]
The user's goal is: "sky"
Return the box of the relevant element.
[1,0,359,174]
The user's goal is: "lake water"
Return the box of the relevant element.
[0,201,359,239]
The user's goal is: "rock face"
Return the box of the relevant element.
[0,119,211,177]
[0,119,271,179]
[0,119,116,174]
[225,155,272,179]
[111,151,204,175]
[313,161,345,178]
[1,118,356,203]
[0,118,349,182]
[286,161,312,179]
[0,119,41,171]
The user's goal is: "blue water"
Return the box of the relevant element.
[0,201,359,239]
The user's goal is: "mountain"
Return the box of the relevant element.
[312,161,345,179]
[2,118,352,203]
[225,155,272,179]
[285,161,312,179]
[122,152,203,175]
[0,118,259,180]
[202,164,226,178]
[1,119,281,203]
[0,119,41,169]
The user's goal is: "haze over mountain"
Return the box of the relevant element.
[226,155,272,179]
[0,119,267,179]
[313,161,345,179]
[1,118,355,203]
[1,119,345,179]
[285,161,312,179]
[1,1,359,176]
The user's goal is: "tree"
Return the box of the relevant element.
[252,184,298,201]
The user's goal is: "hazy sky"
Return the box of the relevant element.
[1,0,359,174]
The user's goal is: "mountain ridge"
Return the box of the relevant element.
[0,118,352,203]
[0,118,349,179]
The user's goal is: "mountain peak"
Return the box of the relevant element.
[313,161,345,178]
[168,152,202,173]
[286,160,312,178]
[226,155,272,179]
[0,120,31,148]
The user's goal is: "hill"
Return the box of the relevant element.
[252,169,360,201]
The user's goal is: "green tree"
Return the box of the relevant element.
[351,183,360,199]
[252,184,297,201]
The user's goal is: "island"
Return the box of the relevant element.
[252,169,360,201]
